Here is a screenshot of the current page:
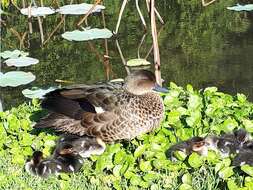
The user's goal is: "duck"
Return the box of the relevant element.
[34,70,168,142]
[25,134,106,177]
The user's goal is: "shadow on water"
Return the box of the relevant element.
[1,0,253,110]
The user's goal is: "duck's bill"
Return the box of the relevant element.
[153,83,169,93]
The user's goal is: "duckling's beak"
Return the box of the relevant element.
[152,83,169,93]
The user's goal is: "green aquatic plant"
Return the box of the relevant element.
[0,83,253,189]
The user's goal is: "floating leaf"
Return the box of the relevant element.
[5,57,39,67]
[56,3,105,15]
[0,71,35,87]
[0,50,28,59]
[20,7,55,16]
[62,28,113,41]
[126,59,151,67]
[22,87,56,99]
[227,4,253,11]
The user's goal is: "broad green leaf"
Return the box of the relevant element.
[56,3,105,15]
[221,118,238,133]
[126,59,151,67]
[219,167,234,179]
[227,4,253,11]
[134,144,148,158]
[5,57,39,67]
[0,71,35,87]
[241,165,253,177]
[20,7,55,16]
[227,179,239,190]
[143,172,159,182]
[139,160,152,172]
[179,184,193,190]
[188,153,203,168]
[167,110,181,125]
[237,93,247,103]
[174,151,187,161]
[114,149,126,164]
[22,87,56,99]
[182,173,192,185]
[113,165,122,177]
[245,176,253,188]
[130,175,143,186]
[62,28,113,41]
[0,50,28,59]
[242,119,253,133]
[187,94,202,110]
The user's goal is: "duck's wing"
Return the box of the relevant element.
[34,106,130,142]
[43,82,126,114]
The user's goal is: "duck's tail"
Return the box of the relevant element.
[34,112,89,135]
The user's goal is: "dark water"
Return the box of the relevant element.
[1,1,253,110]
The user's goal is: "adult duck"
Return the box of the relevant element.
[34,70,168,142]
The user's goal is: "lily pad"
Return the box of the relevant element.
[227,4,253,11]
[62,28,113,41]
[0,71,35,87]
[5,57,39,67]
[0,50,28,59]
[56,3,105,15]
[20,7,55,17]
[126,59,151,67]
[22,87,56,99]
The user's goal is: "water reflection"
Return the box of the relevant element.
[1,1,253,110]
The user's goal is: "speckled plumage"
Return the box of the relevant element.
[34,70,165,142]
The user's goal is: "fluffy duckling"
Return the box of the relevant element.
[204,129,250,157]
[232,150,253,166]
[166,137,208,161]
[25,135,106,177]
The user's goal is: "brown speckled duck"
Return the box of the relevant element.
[34,70,168,142]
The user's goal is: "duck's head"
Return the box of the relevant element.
[124,70,169,95]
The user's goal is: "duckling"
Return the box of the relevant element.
[25,135,106,177]
[56,134,106,158]
[25,149,82,178]
[34,70,168,142]
[232,150,253,166]
[166,137,208,161]
[217,128,250,156]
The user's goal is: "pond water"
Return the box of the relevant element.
[1,1,253,110]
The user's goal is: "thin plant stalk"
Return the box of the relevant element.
[43,15,65,45]
[115,0,128,34]
[150,0,161,85]
[202,0,216,6]
[37,16,44,44]
[77,0,102,27]
[28,4,33,34]
[146,0,164,24]
[0,98,3,112]
[136,0,147,30]
[145,25,164,59]
[137,33,147,59]
[102,10,111,80]
[116,40,130,75]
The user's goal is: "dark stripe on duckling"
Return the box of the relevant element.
[25,135,106,177]
[34,70,167,142]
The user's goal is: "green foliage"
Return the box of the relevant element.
[1,84,253,189]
